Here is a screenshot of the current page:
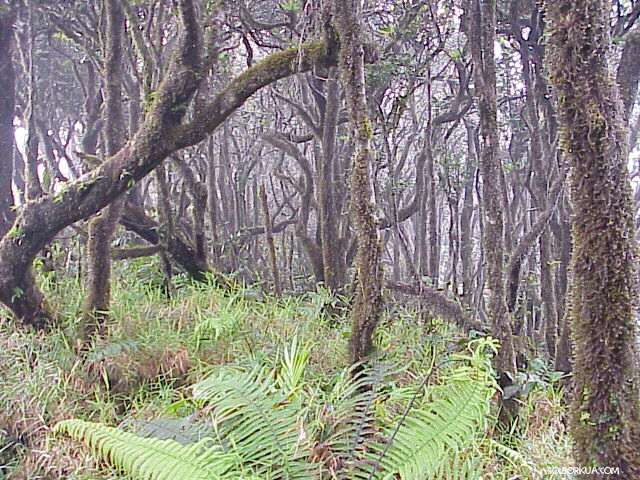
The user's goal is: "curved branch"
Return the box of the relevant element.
[119,202,209,281]
[505,171,565,311]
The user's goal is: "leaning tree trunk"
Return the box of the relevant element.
[0,5,16,238]
[0,0,203,328]
[81,0,127,337]
[467,0,517,390]
[119,201,210,282]
[333,0,384,364]
[547,0,640,476]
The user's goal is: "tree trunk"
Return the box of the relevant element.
[120,201,209,281]
[206,137,222,267]
[616,29,640,124]
[460,121,476,307]
[0,6,16,238]
[81,0,126,337]
[176,157,208,268]
[259,184,281,296]
[426,141,440,286]
[21,1,42,201]
[547,0,640,475]
[517,12,558,358]
[334,0,384,364]
[467,0,517,411]
[319,75,341,293]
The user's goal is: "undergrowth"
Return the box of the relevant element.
[0,258,572,479]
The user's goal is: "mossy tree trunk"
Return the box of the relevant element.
[467,0,517,394]
[81,0,127,337]
[556,17,640,378]
[333,0,384,364]
[547,0,640,475]
[0,0,202,328]
[0,5,16,238]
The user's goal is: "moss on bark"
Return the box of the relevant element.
[81,0,127,338]
[547,0,640,475]
[333,0,384,364]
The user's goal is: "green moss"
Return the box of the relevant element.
[359,118,374,140]
[234,40,327,86]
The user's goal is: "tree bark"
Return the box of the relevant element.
[616,29,640,123]
[175,157,208,268]
[259,184,281,296]
[81,0,127,337]
[426,139,440,286]
[319,75,341,293]
[334,0,384,364]
[21,1,42,201]
[467,0,517,413]
[547,0,640,475]
[120,201,209,281]
[206,137,221,267]
[0,6,16,238]
[387,281,483,332]
[460,121,476,307]
[513,3,559,358]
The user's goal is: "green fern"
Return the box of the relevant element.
[354,339,498,480]
[192,365,314,479]
[54,420,239,480]
[54,338,497,480]
[313,362,392,479]
[430,445,484,480]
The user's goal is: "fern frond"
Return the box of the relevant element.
[353,340,497,480]
[54,339,498,480]
[431,444,484,480]
[317,362,392,479]
[54,419,237,480]
[193,365,314,479]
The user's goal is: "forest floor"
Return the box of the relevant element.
[0,259,573,479]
